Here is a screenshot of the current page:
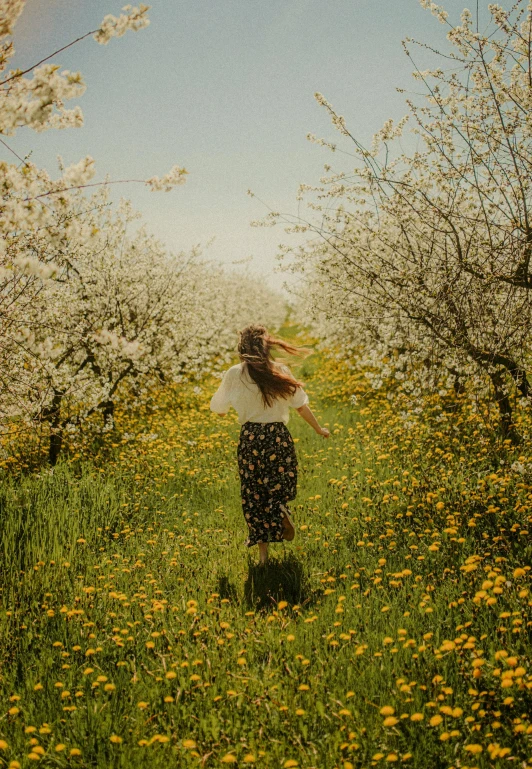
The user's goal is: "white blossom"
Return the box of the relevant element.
[93,4,150,45]
[145,165,188,192]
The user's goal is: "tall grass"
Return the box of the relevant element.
[0,323,530,768]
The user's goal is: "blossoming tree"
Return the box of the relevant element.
[1,1,287,463]
[284,0,532,441]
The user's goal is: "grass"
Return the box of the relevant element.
[0,321,531,769]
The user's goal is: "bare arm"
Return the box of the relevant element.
[296,403,330,437]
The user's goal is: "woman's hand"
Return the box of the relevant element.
[296,404,329,437]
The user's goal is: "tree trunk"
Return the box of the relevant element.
[49,430,63,466]
[490,370,521,445]
[45,391,64,466]
[102,399,115,431]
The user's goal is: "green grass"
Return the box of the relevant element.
[0,322,531,769]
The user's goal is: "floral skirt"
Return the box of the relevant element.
[237,421,298,547]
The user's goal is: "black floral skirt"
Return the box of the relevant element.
[237,421,298,547]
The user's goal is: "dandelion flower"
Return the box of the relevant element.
[383,716,398,727]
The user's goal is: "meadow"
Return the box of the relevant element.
[0,322,531,769]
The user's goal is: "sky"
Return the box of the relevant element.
[6,0,482,299]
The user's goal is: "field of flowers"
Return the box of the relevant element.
[0,321,531,769]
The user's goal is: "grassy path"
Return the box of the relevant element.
[0,322,531,769]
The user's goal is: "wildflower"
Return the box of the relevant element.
[464,744,483,754]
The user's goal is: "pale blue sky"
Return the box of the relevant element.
[7,0,481,296]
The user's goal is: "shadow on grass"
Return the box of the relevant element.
[243,552,316,611]
[216,575,239,602]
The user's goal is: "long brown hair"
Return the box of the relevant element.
[237,325,313,408]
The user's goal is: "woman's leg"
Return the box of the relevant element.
[280,503,295,541]
[258,542,269,565]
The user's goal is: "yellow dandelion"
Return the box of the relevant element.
[110,735,123,744]
[380,706,395,716]
[220,754,237,764]
[383,716,398,727]
[464,744,483,754]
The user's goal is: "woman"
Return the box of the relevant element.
[209,325,330,565]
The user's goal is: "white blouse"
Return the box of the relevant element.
[209,362,309,425]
